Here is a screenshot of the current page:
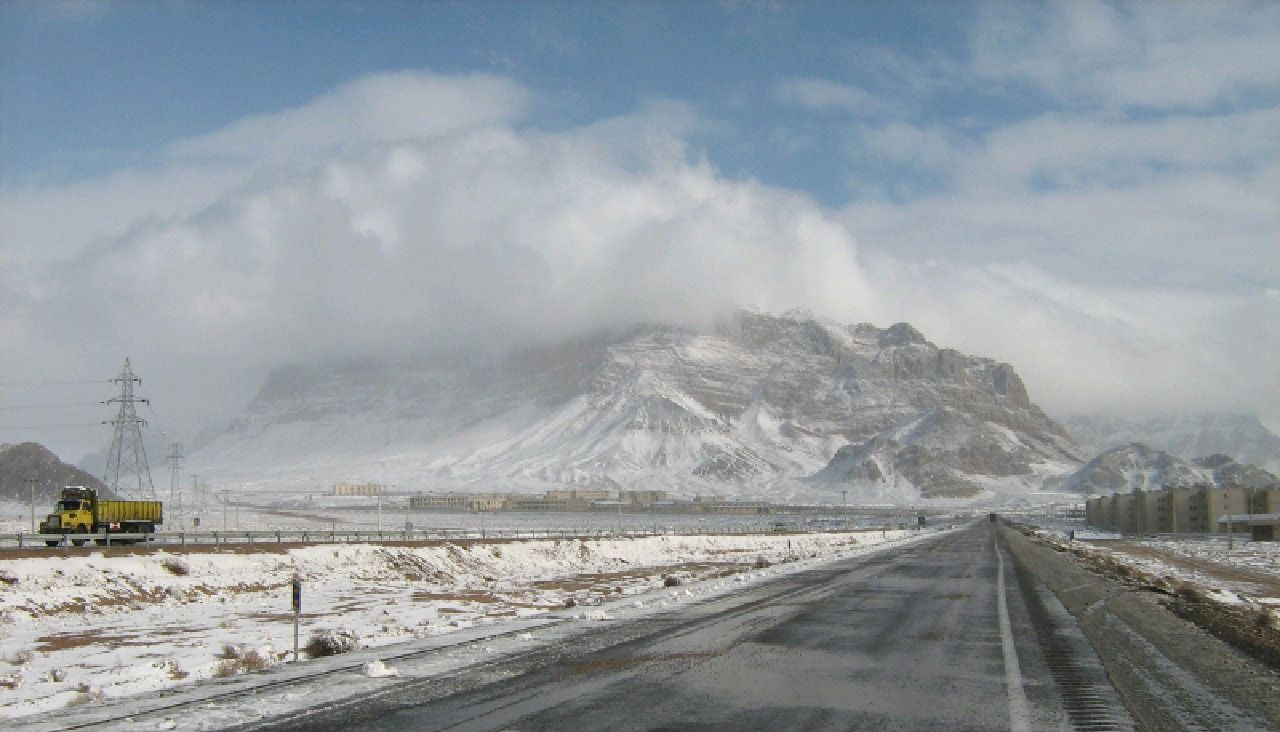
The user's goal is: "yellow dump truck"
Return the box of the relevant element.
[39,486,163,546]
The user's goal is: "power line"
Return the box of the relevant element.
[0,402,105,410]
[0,423,103,430]
[0,379,111,387]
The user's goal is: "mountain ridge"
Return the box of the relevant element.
[188,310,1083,504]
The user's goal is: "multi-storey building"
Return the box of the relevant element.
[1084,484,1278,540]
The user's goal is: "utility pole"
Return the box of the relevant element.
[219,490,231,531]
[26,477,37,533]
[191,474,200,529]
[1225,486,1234,551]
[103,358,157,499]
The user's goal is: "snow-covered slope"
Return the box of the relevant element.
[189,310,1082,503]
[1061,413,1280,473]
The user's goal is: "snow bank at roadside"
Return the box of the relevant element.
[0,529,916,719]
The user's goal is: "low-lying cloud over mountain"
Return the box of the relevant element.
[187,311,1081,505]
[4,1,1277,461]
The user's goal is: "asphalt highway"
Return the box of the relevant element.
[280,523,1131,732]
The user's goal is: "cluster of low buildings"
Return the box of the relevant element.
[1085,484,1280,540]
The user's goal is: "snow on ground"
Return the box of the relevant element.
[0,526,929,720]
[1128,537,1280,581]
[1031,526,1280,619]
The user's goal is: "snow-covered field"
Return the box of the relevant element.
[0,525,927,721]
[1033,527,1280,615]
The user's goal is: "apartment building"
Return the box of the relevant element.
[1085,484,1279,540]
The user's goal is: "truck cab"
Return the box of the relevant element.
[40,487,97,544]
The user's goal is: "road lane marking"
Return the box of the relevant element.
[995,539,1032,732]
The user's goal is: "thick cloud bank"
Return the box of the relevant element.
[2,70,1275,458]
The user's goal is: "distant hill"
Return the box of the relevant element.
[1058,442,1278,495]
[1061,413,1280,473]
[0,442,109,502]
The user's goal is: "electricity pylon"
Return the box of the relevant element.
[103,358,157,499]
[167,441,184,515]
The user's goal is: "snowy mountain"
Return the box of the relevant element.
[188,310,1083,504]
[1061,413,1280,473]
[1058,443,1278,495]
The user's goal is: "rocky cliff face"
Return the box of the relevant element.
[189,310,1082,503]
[1061,414,1280,473]
[1058,443,1278,495]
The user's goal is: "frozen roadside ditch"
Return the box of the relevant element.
[1,527,946,725]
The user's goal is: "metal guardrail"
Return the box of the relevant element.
[0,523,907,551]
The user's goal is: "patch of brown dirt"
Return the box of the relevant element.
[412,591,501,603]
[32,624,207,652]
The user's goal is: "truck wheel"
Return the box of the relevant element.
[71,526,89,547]
[45,540,60,547]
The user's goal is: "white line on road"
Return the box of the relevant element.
[995,538,1032,732]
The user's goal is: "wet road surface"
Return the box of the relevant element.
[286,523,1130,732]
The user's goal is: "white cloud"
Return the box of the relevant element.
[169,71,531,163]
[970,1,1280,110]
[2,73,877,457]
[775,78,891,117]
[817,2,1280,431]
[841,104,1279,291]
[863,254,1279,422]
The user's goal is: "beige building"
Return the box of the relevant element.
[409,493,470,510]
[620,490,669,506]
[409,493,508,511]
[1113,493,1139,534]
[544,489,611,503]
[1085,484,1280,540]
[1205,487,1250,534]
[333,482,384,497]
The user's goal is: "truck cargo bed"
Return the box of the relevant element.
[97,501,163,524]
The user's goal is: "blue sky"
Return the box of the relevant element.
[1,1,1278,457]
[1,1,974,198]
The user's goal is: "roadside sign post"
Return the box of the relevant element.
[291,576,302,662]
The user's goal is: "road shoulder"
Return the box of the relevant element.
[1000,525,1279,732]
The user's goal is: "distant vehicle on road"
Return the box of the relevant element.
[39,486,163,546]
